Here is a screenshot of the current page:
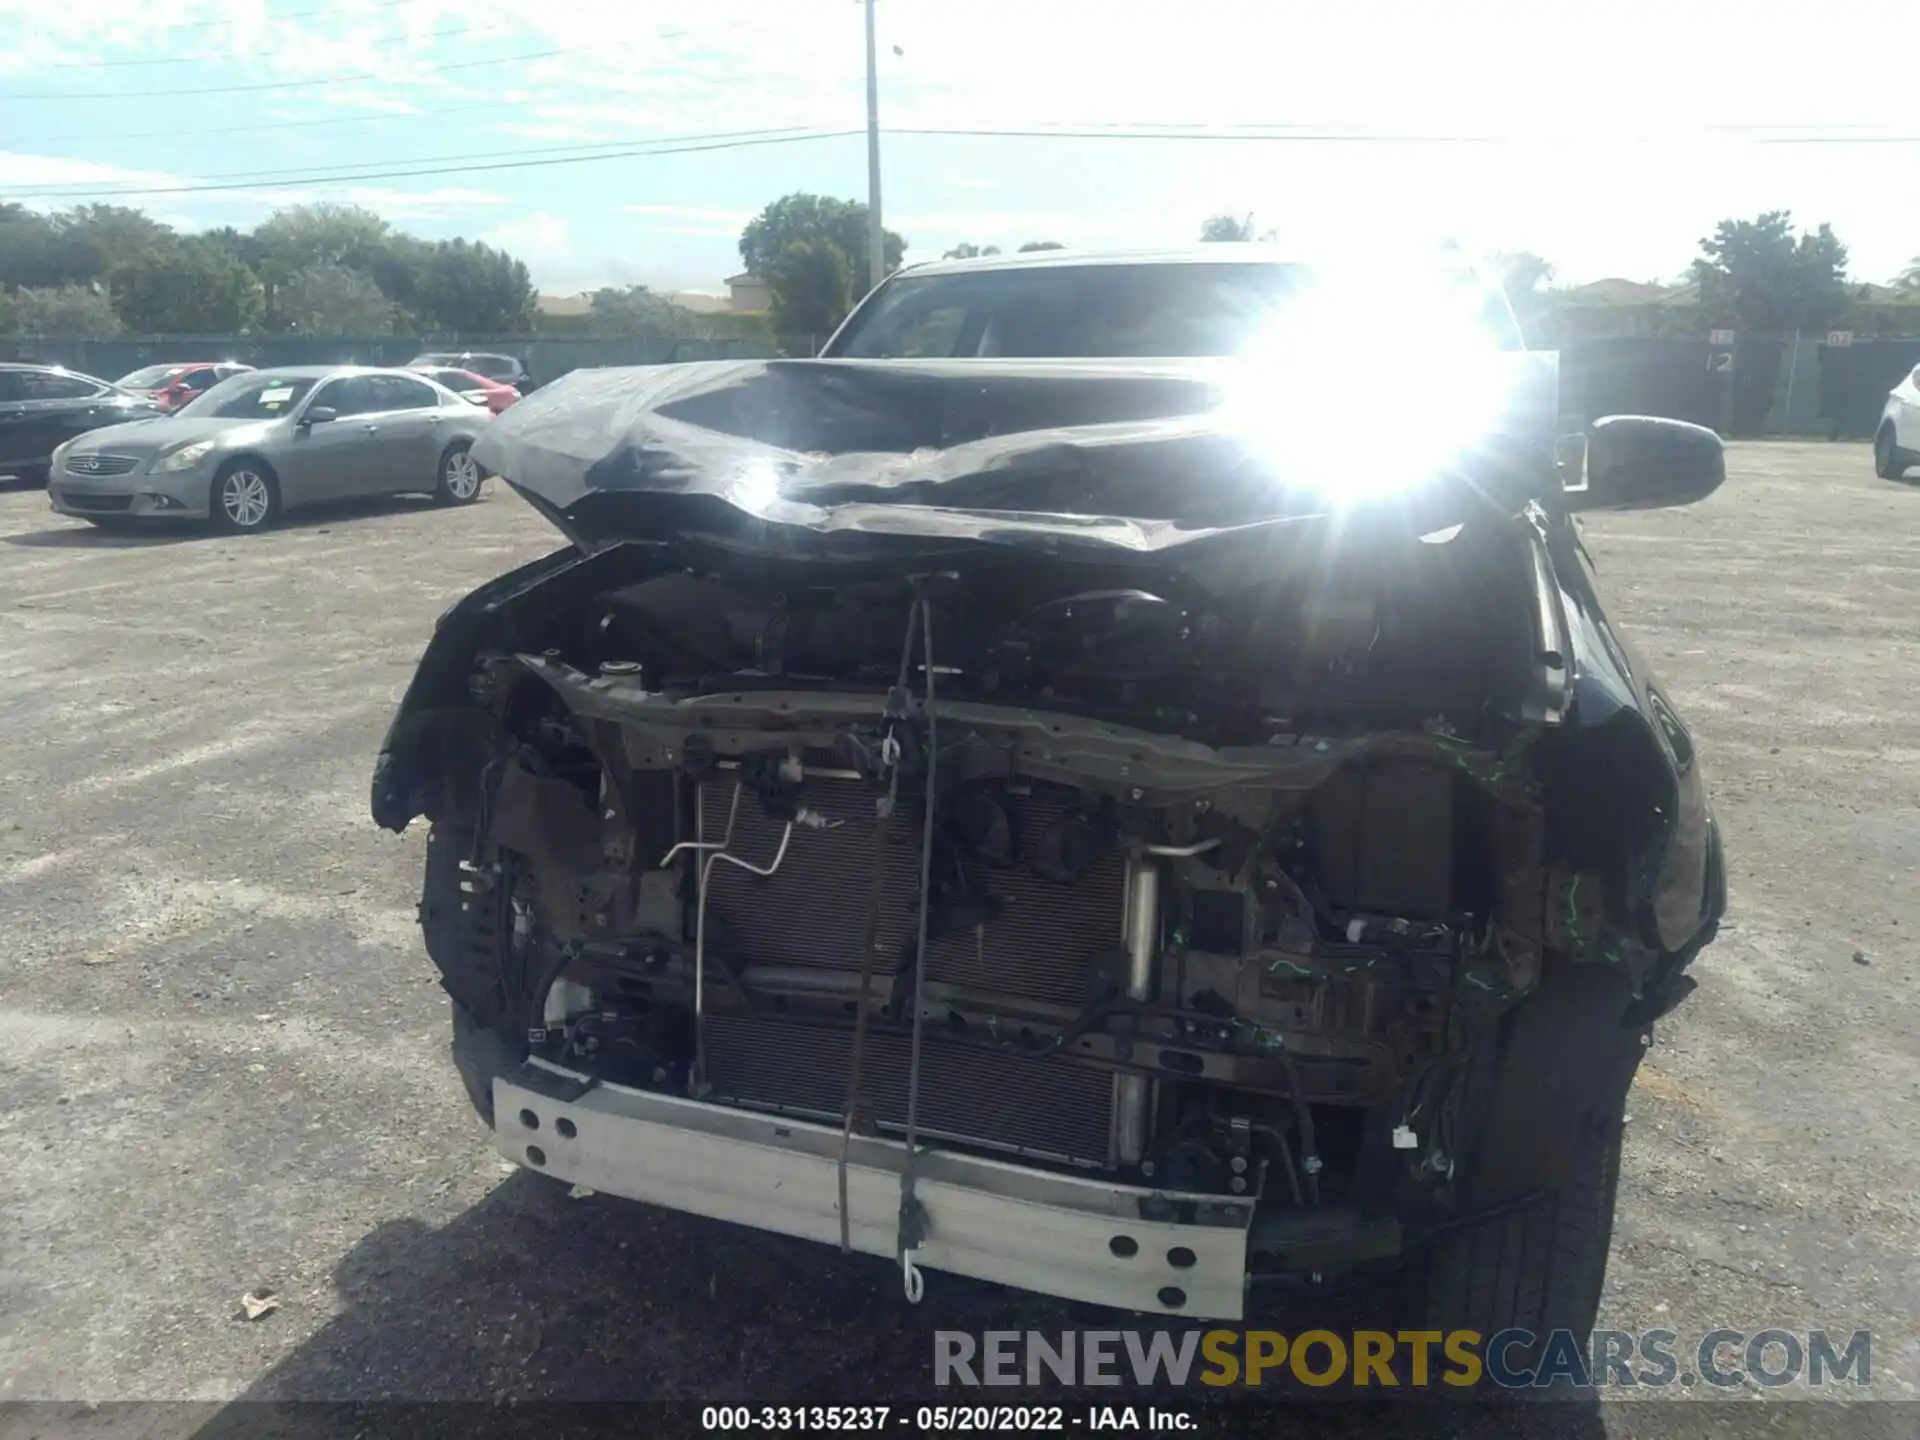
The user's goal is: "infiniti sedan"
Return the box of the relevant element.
[48,366,493,533]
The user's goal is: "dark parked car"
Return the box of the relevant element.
[114,361,254,413]
[0,364,162,484]
[408,351,530,393]
[409,366,520,415]
[372,249,1726,1355]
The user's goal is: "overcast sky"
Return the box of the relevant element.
[2,0,1914,295]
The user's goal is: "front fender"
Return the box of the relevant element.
[1541,513,1724,963]
[371,542,629,832]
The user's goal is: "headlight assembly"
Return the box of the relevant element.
[155,440,217,472]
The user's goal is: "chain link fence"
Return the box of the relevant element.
[0,332,827,389]
[1559,334,1919,440]
[1,330,1908,439]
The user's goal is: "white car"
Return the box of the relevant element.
[1874,363,1920,479]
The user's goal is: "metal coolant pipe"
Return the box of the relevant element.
[1114,856,1160,1167]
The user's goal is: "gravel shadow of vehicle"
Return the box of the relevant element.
[2,494,472,549]
[177,1174,1612,1440]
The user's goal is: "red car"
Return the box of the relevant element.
[410,366,520,415]
[113,361,254,413]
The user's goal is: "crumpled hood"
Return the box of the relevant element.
[472,355,1562,559]
[65,414,279,460]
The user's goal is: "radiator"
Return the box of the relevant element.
[699,778,1126,1007]
[696,776,1127,1167]
[702,1013,1116,1167]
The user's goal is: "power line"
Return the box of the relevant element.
[898,124,1920,145]
[17,119,1920,206]
[37,97,512,146]
[139,0,416,33]
[10,128,863,201]
[2,44,567,100]
[8,126,829,198]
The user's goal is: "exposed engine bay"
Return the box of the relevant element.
[374,353,1723,1322]
[402,524,1632,1280]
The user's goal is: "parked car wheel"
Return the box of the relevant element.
[436,442,486,506]
[211,459,281,534]
[1873,424,1908,480]
[5,464,50,488]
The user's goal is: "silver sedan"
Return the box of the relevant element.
[47,365,493,533]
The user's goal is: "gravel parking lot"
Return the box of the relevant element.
[0,448,1915,1426]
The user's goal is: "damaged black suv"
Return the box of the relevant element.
[372,247,1726,1348]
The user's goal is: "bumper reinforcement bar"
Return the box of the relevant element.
[495,1061,1256,1319]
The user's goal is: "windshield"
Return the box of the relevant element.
[828,263,1316,359]
[179,373,318,419]
[116,365,186,389]
[828,260,1524,359]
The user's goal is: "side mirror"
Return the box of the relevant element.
[1566,415,1724,512]
[302,406,338,427]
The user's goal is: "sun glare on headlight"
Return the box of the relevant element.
[1217,263,1520,504]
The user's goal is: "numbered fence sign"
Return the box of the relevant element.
[1708,329,1736,347]
[1827,330,1853,347]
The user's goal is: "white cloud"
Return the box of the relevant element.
[490,122,614,143]
[4,0,1919,286]
[239,185,510,216]
[622,204,755,223]
[482,209,572,264]
[628,224,741,239]
[318,88,425,117]
[890,210,1091,237]
[0,151,180,192]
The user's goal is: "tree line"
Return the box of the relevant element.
[0,201,538,338]
[1193,209,1900,340]
[3,189,1911,344]
[739,195,1903,343]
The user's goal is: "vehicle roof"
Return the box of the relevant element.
[124,361,251,371]
[894,243,1304,279]
[234,364,446,381]
[412,349,517,360]
[410,363,497,378]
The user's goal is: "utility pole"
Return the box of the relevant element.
[864,0,885,294]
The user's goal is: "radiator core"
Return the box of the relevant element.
[703,1013,1117,1167]
[698,778,1126,1007]
[696,776,1127,1166]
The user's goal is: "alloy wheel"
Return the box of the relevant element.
[221,470,272,528]
[444,451,482,500]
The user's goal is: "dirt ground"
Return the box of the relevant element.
[0,447,1915,1429]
